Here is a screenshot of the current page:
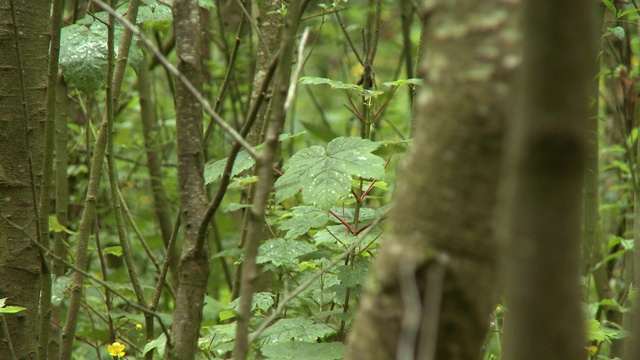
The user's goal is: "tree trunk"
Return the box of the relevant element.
[345,1,519,359]
[499,1,596,360]
[0,0,49,359]
[138,48,179,288]
[165,1,210,359]
[246,0,283,147]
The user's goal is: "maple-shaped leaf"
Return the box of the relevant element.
[275,137,385,209]
[278,206,329,240]
[256,238,315,267]
[262,341,345,360]
[256,318,337,346]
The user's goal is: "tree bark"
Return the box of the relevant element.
[345,1,519,359]
[138,48,179,287]
[165,1,210,359]
[0,0,49,358]
[233,2,301,359]
[499,1,596,360]
[246,0,284,147]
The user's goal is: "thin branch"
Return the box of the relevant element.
[204,11,248,143]
[231,0,271,58]
[335,11,364,66]
[0,314,17,360]
[329,209,356,234]
[285,27,311,111]
[194,52,280,254]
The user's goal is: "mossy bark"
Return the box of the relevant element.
[0,0,49,358]
[345,1,519,359]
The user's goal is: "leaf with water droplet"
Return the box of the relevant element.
[275,137,386,209]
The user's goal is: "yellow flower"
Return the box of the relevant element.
[588,345,598,357]
[107,342,126,357]
[136,323,143,330]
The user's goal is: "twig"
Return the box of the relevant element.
[0,314,17,360]
[194,52,280,254]
[335,11,364,66]
[285,27,311,111]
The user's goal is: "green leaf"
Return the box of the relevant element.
[382,78,422,87]
[205,322,236,342]
[257,238,315,267]
[199,0,215,9]
[299,77,362,91]
[275,137,386,209]
[143,333,166,356]
[60,22,142,93]
[230,175,258,189]
[278,206,329,240]
[137,4,173,30]
[313,224,382,247]
[601,0,616,16]
[60,25,109,94]
[598,298,631,313]
[336,262,368,287]
[274,131,308,144]
[329,207,377,223]
[52,275,72,307]
[49,215,77,235]
[0,298,26,314]
[204,150,255,185]
[219,309,235,321]
[586,319,607,342]
[256,318,337,346]
[593,247,633,270]
[103,246,122,257]
[225,292,275,313]
[223,202,252,213]
[618,8,639,19]
[604,26,625,40]
[262,341,345,360]
[585,318,630,343]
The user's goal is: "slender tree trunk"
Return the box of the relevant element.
[0,0,49,358]
[230,0,284,302]
[233,2,301,359]
[499,1,596,360]
[49,75,69,360]
[165,1,210,359]
[345,1,519,359]
[246,0,283,147]
[138,48,179,287]
[59,1,138,358]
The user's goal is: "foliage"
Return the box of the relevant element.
[274,136,386,209]
[0,298,26,314]
[10,0,640,359]
[35,1,417,358]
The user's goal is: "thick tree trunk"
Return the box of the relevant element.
[165,1,210,359]
[0,0,49,358]
[345,1,519,359]
[499,1,596,360]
